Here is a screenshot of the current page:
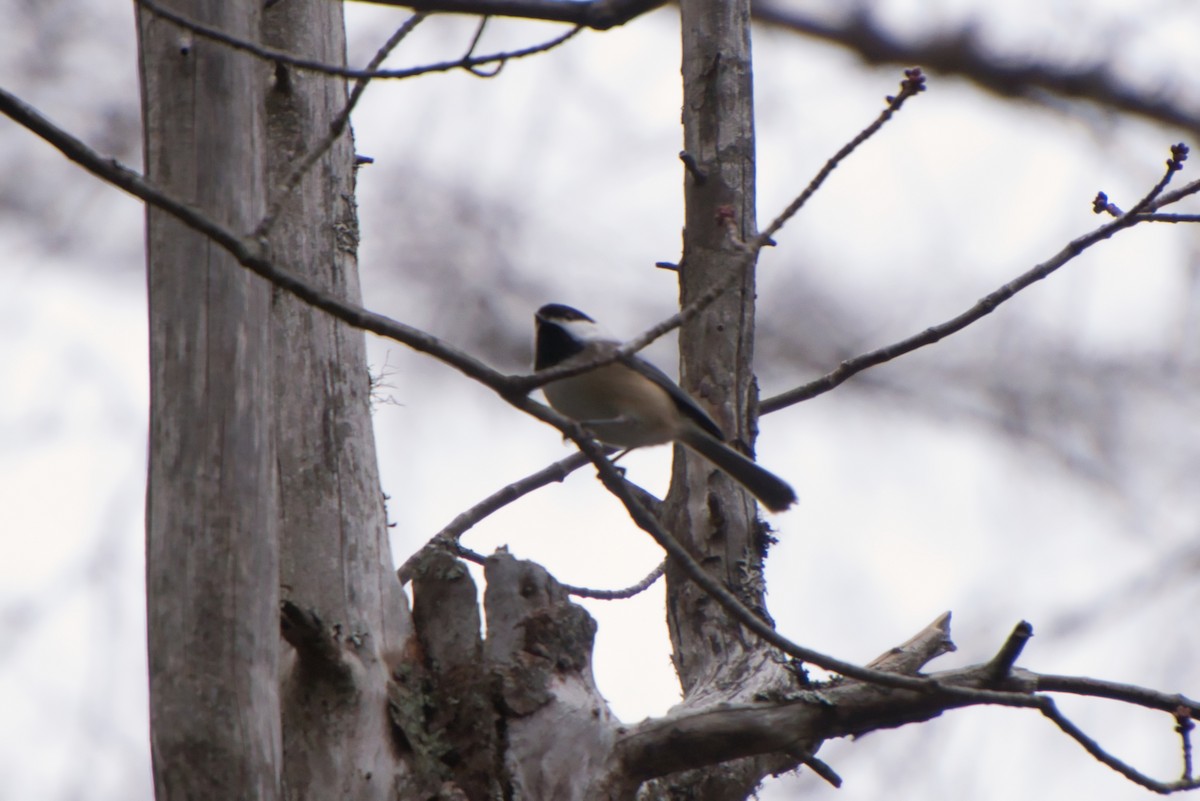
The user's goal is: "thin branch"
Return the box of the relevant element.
[1126,143,1190,217]
[756,67,925,248]
[279,601,357,686]
[1179,709,1195,782]
[514,68,925,396]
[1037,697,1200,794]
[750,3,1200,137]
[138,0,582,81]
[762,158,1200,414]
[797,754,842,788]
[985,619,1033,681]
[461,16,506,77]
[0,86,510,394]
[396,452,592,584]
[1032,673,1200,718]
[256,13,428,238]
[358,0,664,30]
[562,560,665,599]
[1140,213,1200,224]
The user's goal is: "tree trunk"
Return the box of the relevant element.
[661,0,797,794]
[139,1,416,798]
[259,2,416,799]
[138,1,281,799]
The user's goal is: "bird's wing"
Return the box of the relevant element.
[618,354,726,441]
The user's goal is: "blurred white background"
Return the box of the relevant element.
[2,0,1199,798]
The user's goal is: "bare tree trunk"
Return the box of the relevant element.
[137,1,281,799]
[661,0,795,794]
[139,0,416,797]
[260,2,416,798]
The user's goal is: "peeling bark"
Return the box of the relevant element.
[484,554,620,801]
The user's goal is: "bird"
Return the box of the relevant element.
[533,303,796,512]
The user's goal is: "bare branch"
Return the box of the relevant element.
[865,611,955,673]
[756,67,925,248]
[762,156,1200,414]
[1038,698,1200,794]
[357,0,663,30]
[1032,673,1200,718]
[985,620,1033,681]
[1140,213,1200,224]
[351,0,1200,140]
[562,560,665,600]
[0,86,509,393]
[1179,710,1196,783]
[594,601,1200,793]
[396,453,591,584]
[750,3,1200,137]
[279,601,358,686]
[256,13,428,238]
[138,0,582,81]
[514,68,925,396]
[1126,143,1191,217]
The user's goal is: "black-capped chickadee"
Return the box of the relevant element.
[534,303,796,512]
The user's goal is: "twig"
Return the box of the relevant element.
[0,86,511,393]
[461,16,506,77]
[1139,213,1200,223]
[1122,142,1189,217]
[279,600,357,685]
[755,67,925,249]
[1177,707,1195,782]
[365,0,664,30]
[1093,143,1190,222]
[1037,697,1200,793]
[1032,673,1200,717]
[750,3,1200,137]
[138,0,581,81]
[562,560,665,599]
[985,619,1033,681]
[679,150,707,183]
[515,69,927,396]
[396,452,592,584]
[256,13,428,238]
[797,753,841,788]
[761,160,1200,414]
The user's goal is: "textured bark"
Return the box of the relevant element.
[484,555,619,801]
[662,0,797,795]
[408,560,969,801]
[138,1,281,799]
[258,2,417,799]
[411,550,499,799]
[140,1,417,798]
[669,0,768,692]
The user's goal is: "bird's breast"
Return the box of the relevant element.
[542,364,681,448]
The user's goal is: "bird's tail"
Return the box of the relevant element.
[679,429,797,512]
